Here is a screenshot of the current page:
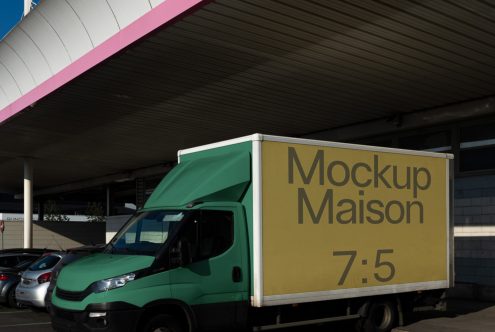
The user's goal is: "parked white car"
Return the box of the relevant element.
[15,252,67,308]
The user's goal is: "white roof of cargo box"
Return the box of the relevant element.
[178,134,454,161]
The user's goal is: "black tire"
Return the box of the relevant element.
[143,314,183,332]
[7,287,24,309]
[362,300,397,332]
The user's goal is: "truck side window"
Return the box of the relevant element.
[176,210,234,264]
[198,210,234,260]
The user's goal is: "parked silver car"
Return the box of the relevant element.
[0,249,54,308]
[15,252,67,308]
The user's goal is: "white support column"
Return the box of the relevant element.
[24,159,33,248]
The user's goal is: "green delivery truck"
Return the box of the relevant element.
[51,134,454,332]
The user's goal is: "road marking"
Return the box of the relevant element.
[0,311,30,314]
[0,322,51,327]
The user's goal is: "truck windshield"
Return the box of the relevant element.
[106,210,189,256]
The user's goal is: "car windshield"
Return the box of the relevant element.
[15,258,37,270]
[29,255,61,271]
[0,255,20,267]
[106,210,189,256]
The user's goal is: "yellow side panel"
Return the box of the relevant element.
[262,141,448,296]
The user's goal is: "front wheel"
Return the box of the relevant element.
[361,300,397,332]
[143,314,183,332]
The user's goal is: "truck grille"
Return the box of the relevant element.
[55,287,90,301]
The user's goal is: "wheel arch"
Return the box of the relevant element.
[140,299,197,332]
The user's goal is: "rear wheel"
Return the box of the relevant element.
[362,300,397,332]
[143,314,183,332]
[7,287,24,309]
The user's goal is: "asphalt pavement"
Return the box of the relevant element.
[0,306,51,331]
[394,299,495,332]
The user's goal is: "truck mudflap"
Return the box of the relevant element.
[51,302,142,332]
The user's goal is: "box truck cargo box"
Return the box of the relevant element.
[51,134,453,332]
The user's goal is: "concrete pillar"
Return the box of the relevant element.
[24,159,33,248]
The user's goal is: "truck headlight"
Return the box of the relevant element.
[93,273,135,293]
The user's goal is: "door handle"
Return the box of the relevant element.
[232,266,242,283]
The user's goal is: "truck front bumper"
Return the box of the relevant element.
[51,302,142,332]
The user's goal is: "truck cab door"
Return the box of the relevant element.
[169,205,248,331]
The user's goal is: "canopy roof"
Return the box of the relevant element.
[1,0,495,193]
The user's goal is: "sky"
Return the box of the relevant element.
[0,0,41,41]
